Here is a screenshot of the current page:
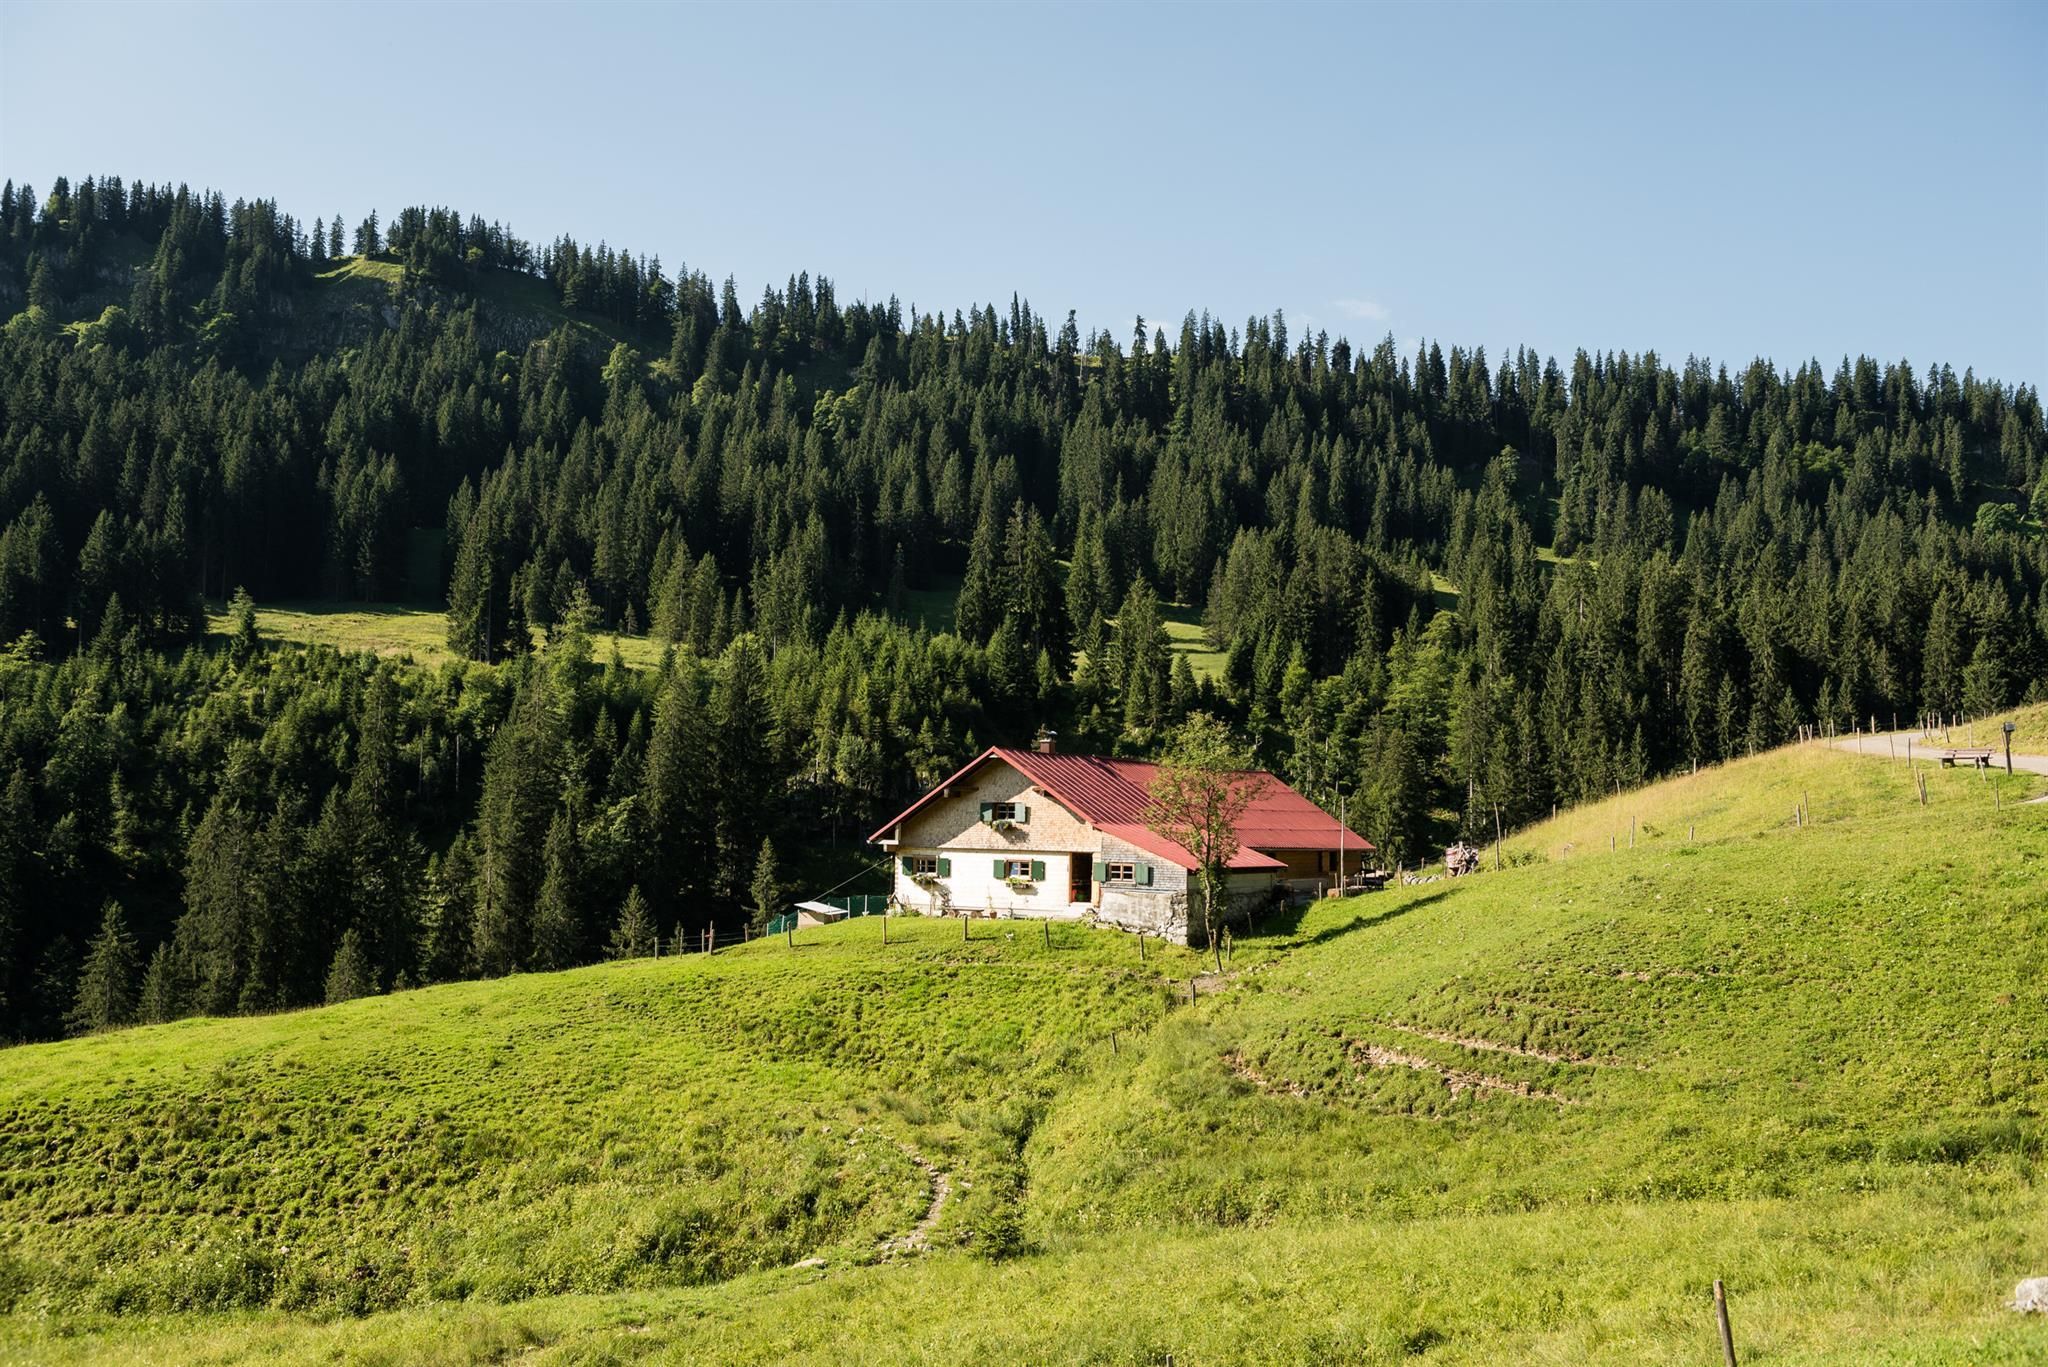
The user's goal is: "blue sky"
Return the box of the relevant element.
[3,0,2043,383]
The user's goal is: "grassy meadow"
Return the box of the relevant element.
[3,742,2045,1363]
[203,600,670,671]
[201,591,1243,683]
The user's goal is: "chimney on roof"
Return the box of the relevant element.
[1032,726,1058,755]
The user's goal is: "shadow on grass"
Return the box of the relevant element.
[1261,888,1454,949]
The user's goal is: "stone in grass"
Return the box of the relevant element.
[2013,1277,2048,1313]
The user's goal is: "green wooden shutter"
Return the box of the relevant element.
[1031,859,1046,881]
[993,858,1006,878]
[1017,804,1030,822]
[979,802,993,822]
[899,856,913,875]
[1136,863,1154,886]
[936,856,951,877]
[1092,859,1108,882]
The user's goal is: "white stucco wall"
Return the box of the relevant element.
[891,849,1090,918]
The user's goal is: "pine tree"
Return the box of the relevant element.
[711,635,772,910]
[447,509,500,662]
[324,928,374,1004]
[66,902,139,1035]
[610,886,655,958]
[954,498,1003,644]
[228,585,259,662]
[530,807,582,970]
[472,682,563,974]
[642,657,713,922]
[749,838,782,932]
[1002,502,1070,672]
[137,942,184,1024]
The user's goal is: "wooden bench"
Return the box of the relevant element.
[1939,748,1994,768]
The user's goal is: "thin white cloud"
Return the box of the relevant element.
[1334,297,1391,322]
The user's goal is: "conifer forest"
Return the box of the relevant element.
[0,176,2042,1043]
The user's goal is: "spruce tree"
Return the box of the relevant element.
[228,585,259,662]
[67,902,139,1035]
[711,635,772,910]
[137,942,184,1024]
[324,928,374,1004]
[531,807,582,970]
[954,498,1003,645]
[749,839,782,932]
[472,682,563,974]
[610,886,656,958]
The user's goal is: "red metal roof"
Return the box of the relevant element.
[868,746,1371,871]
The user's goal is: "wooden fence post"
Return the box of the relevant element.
[1714,1279,1737,1366]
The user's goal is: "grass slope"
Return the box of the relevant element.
[4,745,2045,1364]
[203,599,668,671]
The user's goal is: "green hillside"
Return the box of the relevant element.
[202,598,671,670]
[3,744,2045,1364]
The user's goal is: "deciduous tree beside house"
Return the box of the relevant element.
[1145,712,1257,965]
